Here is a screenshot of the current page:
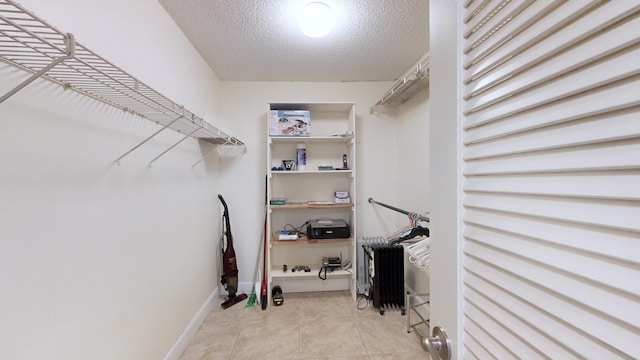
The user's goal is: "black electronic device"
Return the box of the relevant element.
[272,285,284,306]
[307,219,350,239]
[323,256,342,267]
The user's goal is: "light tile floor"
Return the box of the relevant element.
[178,291,429,360]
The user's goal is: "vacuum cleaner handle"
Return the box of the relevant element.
[218,194,233,248]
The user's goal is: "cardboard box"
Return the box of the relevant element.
[269,110,310,136]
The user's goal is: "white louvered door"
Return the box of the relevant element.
[459,1,640,359]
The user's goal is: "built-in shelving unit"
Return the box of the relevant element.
[0,0,244,163]
[266,102,357,299]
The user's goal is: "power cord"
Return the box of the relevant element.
[275,221,309,237]
[319,261,353,281]
[318,265,328,280]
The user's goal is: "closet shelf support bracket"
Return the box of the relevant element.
[148,126,202,168]
[0,33,75,104]
[115,113,185,166]
[191,137,247,169]
[191,148,217,169]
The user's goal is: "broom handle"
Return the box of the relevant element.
[261,175,268,310]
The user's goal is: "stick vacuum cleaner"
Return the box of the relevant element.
[218,194,247,309]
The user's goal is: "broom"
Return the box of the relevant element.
[245,205,266,308]
[244,277,257,308]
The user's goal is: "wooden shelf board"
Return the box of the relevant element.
[271,235,353,245]
[270,203,353,210]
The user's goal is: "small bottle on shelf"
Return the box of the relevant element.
[296,143,306,171]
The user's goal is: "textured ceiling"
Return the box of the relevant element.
[157,0,429,82]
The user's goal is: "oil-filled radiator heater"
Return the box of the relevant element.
[358,237,405,315]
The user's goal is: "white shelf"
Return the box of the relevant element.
[269,102,355,112]
[0,0,244,158]
[271,267,351,280]
[270,170,353,175]
[271,236,353,245]
[269,135,353,144]
[270,203,354,210]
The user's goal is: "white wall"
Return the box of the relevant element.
[395,89,430,215]
[394,89,430,294]
[428,0,462,354]
[364,89,431,295]
[0,0,227,359]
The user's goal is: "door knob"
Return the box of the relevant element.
[422,326,452,360]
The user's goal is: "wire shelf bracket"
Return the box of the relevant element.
[371,53,430,112]
[0,0,245,165]
[0,30,75,103]
[191,148,217,169]
[115,114,185,166]
[148,126,201,168]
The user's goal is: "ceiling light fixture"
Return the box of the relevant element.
[299,2,334,38]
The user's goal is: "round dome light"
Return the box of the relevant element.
[299,2,334,38]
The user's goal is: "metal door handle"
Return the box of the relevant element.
[422,326,452,360]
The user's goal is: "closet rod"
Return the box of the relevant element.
[368,197,430,222]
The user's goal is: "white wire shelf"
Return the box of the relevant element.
[371,53,430,111]
[0,0,244,156]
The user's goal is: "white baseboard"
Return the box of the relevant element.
[163,281,257,360]
[162,287,218,360]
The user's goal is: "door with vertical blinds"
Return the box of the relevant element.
[460,1,640,359]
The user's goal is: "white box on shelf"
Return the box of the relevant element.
[269,110,310,136]
[334,191,350,204]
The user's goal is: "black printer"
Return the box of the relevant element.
[307,219,350,239]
